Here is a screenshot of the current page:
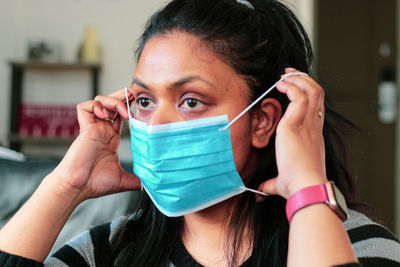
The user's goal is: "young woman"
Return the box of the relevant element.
[1,0,399,266]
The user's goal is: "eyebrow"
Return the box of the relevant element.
[131,75,215,91]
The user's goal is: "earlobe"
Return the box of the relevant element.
[251,98,282,149]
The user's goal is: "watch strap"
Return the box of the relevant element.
[286,183,328,223]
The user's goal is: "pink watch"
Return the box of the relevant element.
[285,181,348,223]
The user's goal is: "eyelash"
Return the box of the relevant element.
[136,97,155,110]
[135,97,205,111]
[180,98,205,110]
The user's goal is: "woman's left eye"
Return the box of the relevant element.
[181,98,204,109]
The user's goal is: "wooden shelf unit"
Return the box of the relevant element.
[9,61,101,151]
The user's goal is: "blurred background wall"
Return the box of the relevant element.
[0,0,165,148]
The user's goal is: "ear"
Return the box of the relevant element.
[251,98,282,149]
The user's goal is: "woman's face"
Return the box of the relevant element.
[131,31,257,177]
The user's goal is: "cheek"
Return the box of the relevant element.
[230,117,254,177]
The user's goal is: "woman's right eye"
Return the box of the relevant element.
[136,97,156,109]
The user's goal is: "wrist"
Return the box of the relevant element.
[42,173,86,208]
[286,181,349,223]
[286,176,327,198]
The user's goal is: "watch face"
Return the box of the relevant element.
[325,182,349,221]
[332,183,349,220]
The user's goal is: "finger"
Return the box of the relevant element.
[93,100,112,120]
[94,95,130,120]
[285,67,298,73]
[110,114,124,134]
[276,81,308,126]
[257,178,279,199]
[284,68,322,93]
[76,100,124,135]
[282,74,325,126]
[315,104,325,131]
[283,74,321,95]
[284,68,325,111]
[285,75,324,123]
[101,110,124,134]
[108,88,135,118]
[77,100,108,125]
[283,75,324,107]
[76,101,94,126]
[109,87,134,100]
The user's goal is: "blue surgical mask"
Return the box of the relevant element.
[124,72,306,217]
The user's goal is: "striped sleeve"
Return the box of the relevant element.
[0,250,44,267]
[345,210,400,267]
[44,217,124,267]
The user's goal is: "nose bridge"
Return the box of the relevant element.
[148,100,181,126]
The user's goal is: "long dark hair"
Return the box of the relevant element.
[110,0,356,266]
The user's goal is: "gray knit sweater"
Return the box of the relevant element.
[1,210,399,266]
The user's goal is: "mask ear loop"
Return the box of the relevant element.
[124,87,144,191]
[222,72,309,130]
[222,72,309,197]
[124,87,133,126]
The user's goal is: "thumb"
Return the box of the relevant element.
[119,171,142,191]
[256,177,279,202]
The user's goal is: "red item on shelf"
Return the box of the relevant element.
[17,104,79,138]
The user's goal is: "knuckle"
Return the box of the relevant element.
[316,88,324,97]
[309,87,324,101]
[298,94,309,104]
[320,89,325,99]
[310,90,320,101]
[92,100,104,111]
[76,102,83,111]
[77,101,88,110]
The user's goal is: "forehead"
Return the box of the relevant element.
[138,31,219,69]
[134,31,246,93]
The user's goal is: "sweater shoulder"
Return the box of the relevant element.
[345,209,400,266]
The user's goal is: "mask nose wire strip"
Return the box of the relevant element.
[221,72,309,131]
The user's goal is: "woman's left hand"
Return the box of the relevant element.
[257,67,327,199]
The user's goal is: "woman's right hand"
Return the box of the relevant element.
[51,88,141,202]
